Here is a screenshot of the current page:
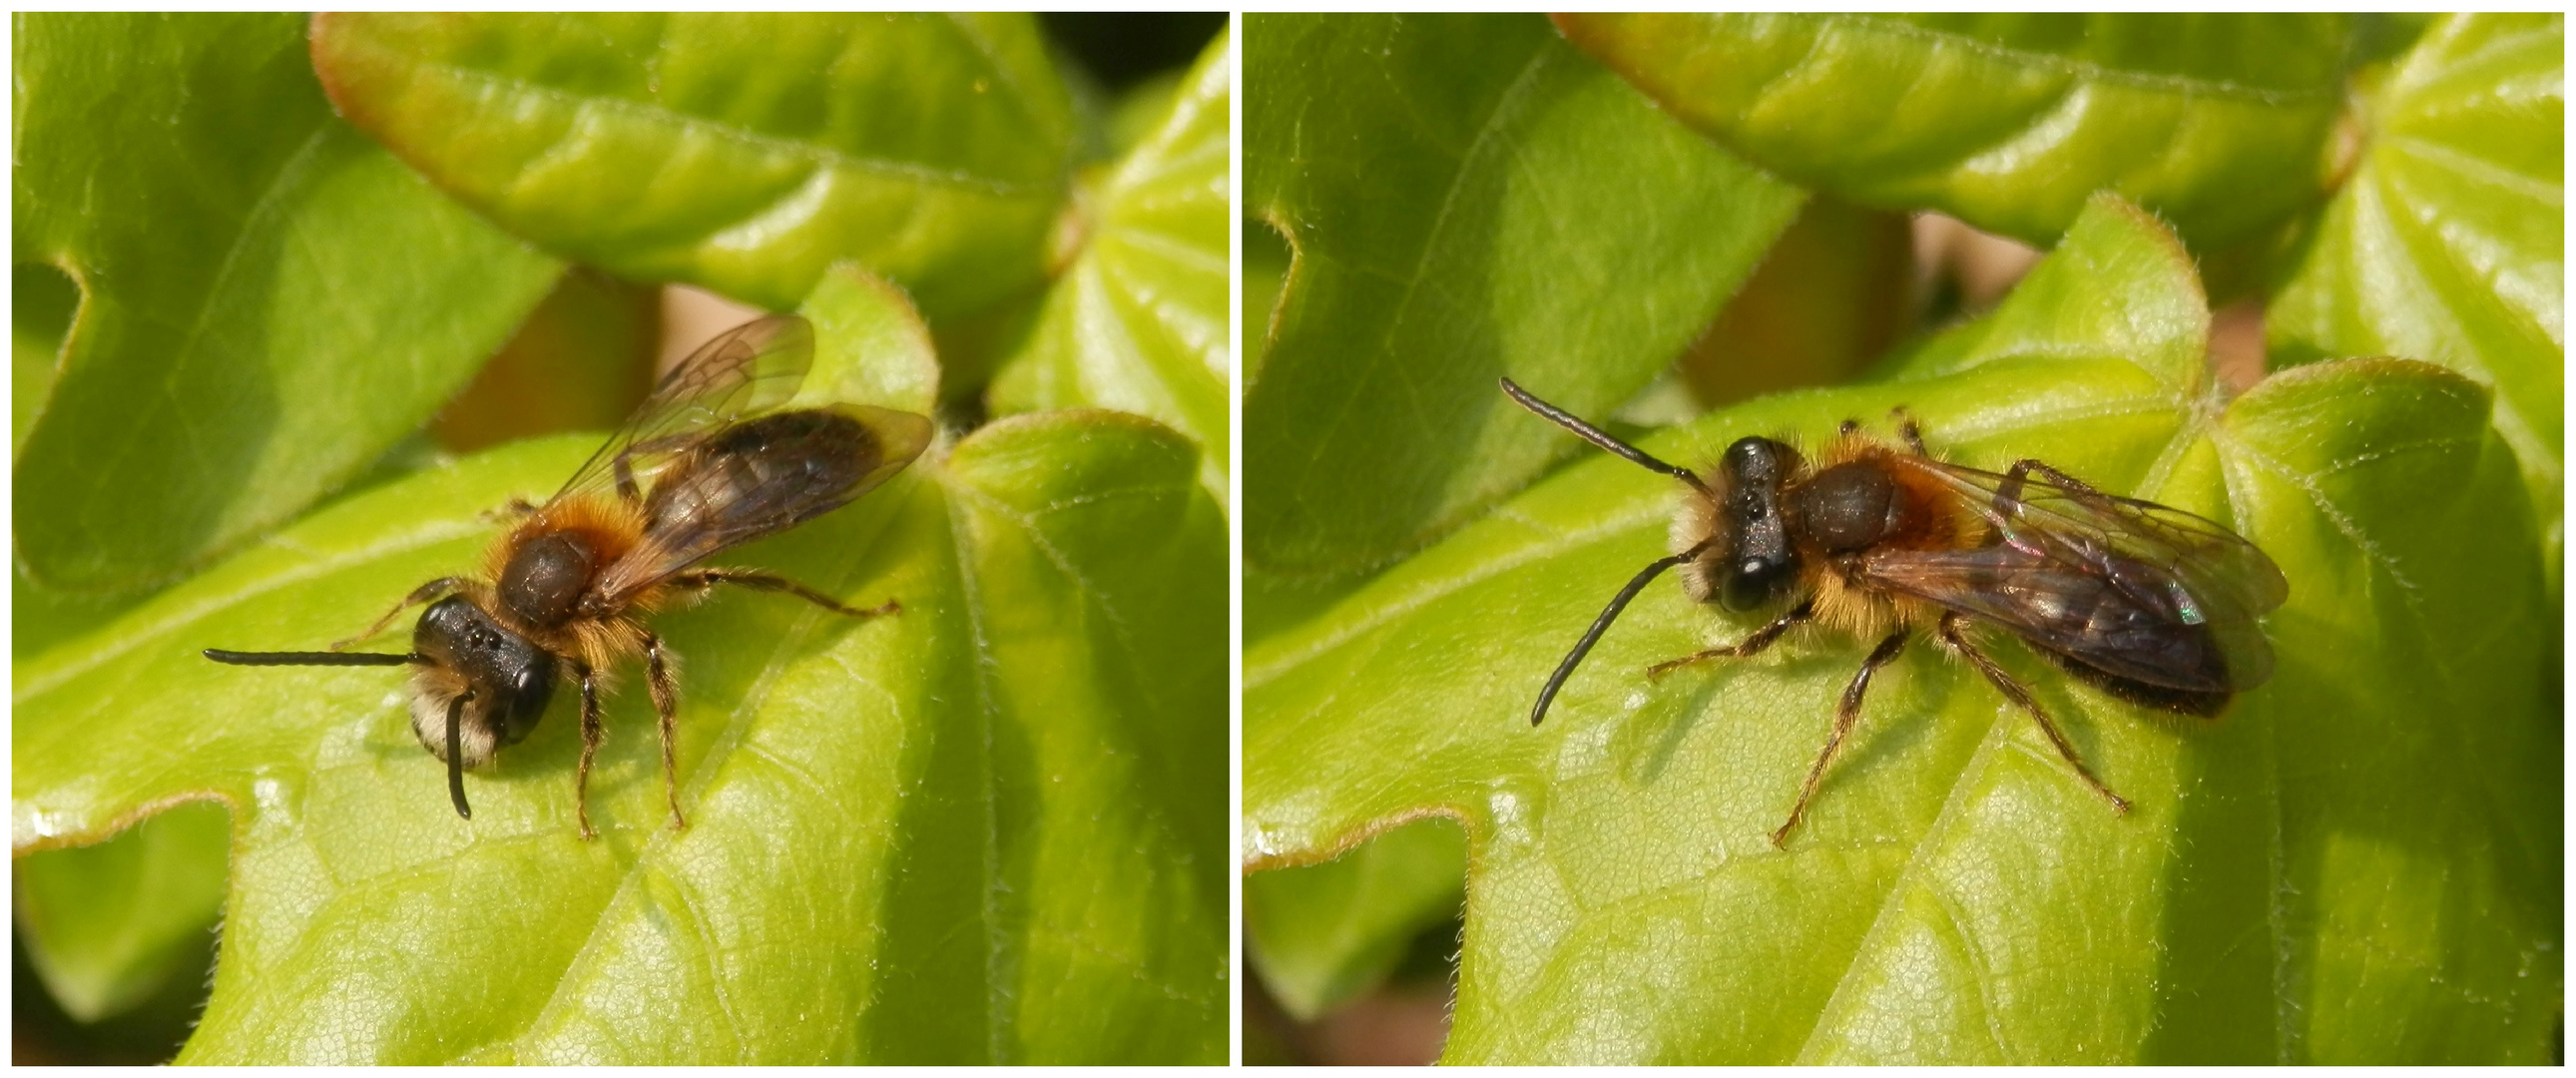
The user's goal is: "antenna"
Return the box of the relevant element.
[1500,377,1710,495]
[446,691,476,820]
[1530,540,1716,727]
[203,649,421,666]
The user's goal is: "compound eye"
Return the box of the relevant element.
[1719,555,1795,613]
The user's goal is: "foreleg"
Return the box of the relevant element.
[1645,601,1814,678]
[335,576,466,650]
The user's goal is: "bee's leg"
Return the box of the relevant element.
[1646,600,1814,678]
[572,661,604,840]
[1993,458,2110,512]
[1773,629,1909,848]
[614,454,642,504]
[644,633,687,830]
[670,569,900,619]
[478,496,542,523]
[1938,614,2131,813]
[1890,408,1927,457]
[333,576,466,650]
[611,433,698,504]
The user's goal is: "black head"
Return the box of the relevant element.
[1713,436,1802,613]
[412,596,557,757]
[203,593,557,820]
[1500,378,1810,728]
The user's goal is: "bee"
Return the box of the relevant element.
[1501,377,2288,847]
[206,314,932,838]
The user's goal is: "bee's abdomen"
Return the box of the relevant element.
[645,410,880,538]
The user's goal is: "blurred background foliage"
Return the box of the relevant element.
[13,12,1227,1064]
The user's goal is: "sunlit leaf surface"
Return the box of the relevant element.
[2270,13,2563,575]
[14,12,560,593]
[1245,199,2555,1063]
[15,292,1226,1063]
[1557,13,2349,250]
[1246,818,1465,1020]
[1244,12,1801,575]
[14,802,231,1023]
[311,13,1076,319]
[990,28,1231,496]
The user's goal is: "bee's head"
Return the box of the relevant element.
[407,597,555,772]
[1704,436,1803,613]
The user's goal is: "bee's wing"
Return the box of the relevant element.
[1865,456,2288,692]
[547,314,815,507]
[589,404,932,606]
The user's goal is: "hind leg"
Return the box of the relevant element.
[1938,614,2130,812]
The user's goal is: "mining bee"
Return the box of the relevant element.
[1501,377,2288,847]
[206,315,931,838]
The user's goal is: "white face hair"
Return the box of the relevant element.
[1672,467,1733,605]
[408,666,502,768]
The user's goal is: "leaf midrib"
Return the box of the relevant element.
[416,58,1059,199]
[1803,14,2346,105]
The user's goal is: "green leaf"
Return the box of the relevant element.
[798,264,944,416]
[311,13,1077,319]
[15,802,232,1023]
[13,261,77,454]
[12,12,562,593]
[15,292,1226,1061]
[1242,219,1288,380]
[1556,14,2350,250]
[989,27,1231,496]
[2269,13,2563,577]
[1243,12,1803,575]
[1244,198,2556,1063]
[1246,818,1466,1020]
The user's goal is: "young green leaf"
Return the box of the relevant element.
[798,265,944,416]
[989,27,1231,496]
[2269,13,2563,576]
[311,13,1077,319]
[1245,199,2554,1063]
[1555,13,2350,251]
[13,12,560,594]
[1247,817,1466,1020]
[15,802,232,1023]
[1244,12,1803,575]
[16,415,1224,1063]
[15,279,1224,1062]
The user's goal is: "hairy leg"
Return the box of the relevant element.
[1773,629,1909,847]
[573,663,603,839]
[644,634,687,830]
[1646,601,1815,678]
[670,569,899,618]
[334,576,466,650]
[1939,614,2130,812]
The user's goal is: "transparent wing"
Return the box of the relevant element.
[546,314,815,507]
[589,404,933,606]
[1864,456,2288,692]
